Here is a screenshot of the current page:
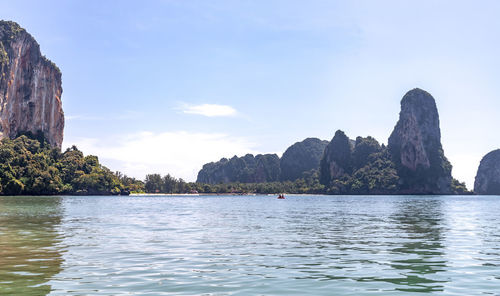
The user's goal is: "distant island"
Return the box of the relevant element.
[0,20,499,196]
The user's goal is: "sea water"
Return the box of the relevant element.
[1,195,499,295]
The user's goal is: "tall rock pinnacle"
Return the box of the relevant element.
[388,88,452,194]
[319,130,353,185]
[0,20,64,148]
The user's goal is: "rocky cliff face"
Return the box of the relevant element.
[197,137,329,184]
[0,21,64,148]
[388,88,452,194]
[474,150,500,195]
[196,153,281,184]
[352,136,383,170]
[280,137,328,181]
[319,130,353,185]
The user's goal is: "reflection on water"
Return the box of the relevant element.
[0,196,63,295]
[387,199,447,292]
[1,195,500,295]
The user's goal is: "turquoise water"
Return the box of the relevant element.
[1,195,500,295]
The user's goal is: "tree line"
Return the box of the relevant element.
[0,134,324,195]
[142,170,324,194]
[0,134,469,196]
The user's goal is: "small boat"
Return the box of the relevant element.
[277,194,285,199]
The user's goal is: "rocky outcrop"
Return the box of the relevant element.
[280,137,328,181]
[474,150,500,195]
[388,88,452,194]
[0,21,64,148]
[319,130,353,185]
[197,137,329,184]
[196,153,280,184]
[195,88,468,195]
[352,136,383,170]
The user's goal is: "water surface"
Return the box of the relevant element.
[1,195,500,295]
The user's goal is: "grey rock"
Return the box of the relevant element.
[388,88,452,194]
[280,137,328,181]
[319,130,353,185]
[474,150,500,195]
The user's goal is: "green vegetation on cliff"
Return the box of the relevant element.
[318,130,470,195]
[197,138,328,185]
[314,89,471,195]
[0,20,26,41]
[197,154,281,184]
[0,20,26,69]
[319,132,400,194]
[280,138,328,181]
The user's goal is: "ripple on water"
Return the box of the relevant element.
[1,195,500,295]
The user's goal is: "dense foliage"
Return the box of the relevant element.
[146,170,324,195]
[320,135,401,194]
[0,135,143,195]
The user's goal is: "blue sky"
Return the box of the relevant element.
[2,0,500,188]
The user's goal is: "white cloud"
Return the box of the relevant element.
[65,111,143,121]
[63,131,259,182]
[182,104,237,117]
[65,115,100,121]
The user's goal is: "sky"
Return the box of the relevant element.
[1,0,500,189]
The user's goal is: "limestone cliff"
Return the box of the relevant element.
[388,88,452,194]
[0,21,64,148]
[474,150,500,195]
[280,137,328,181]
[352,136,383,170]
[196,153,281,184]
[319,130,353,185]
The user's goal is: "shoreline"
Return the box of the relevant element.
[0,193,483,197]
